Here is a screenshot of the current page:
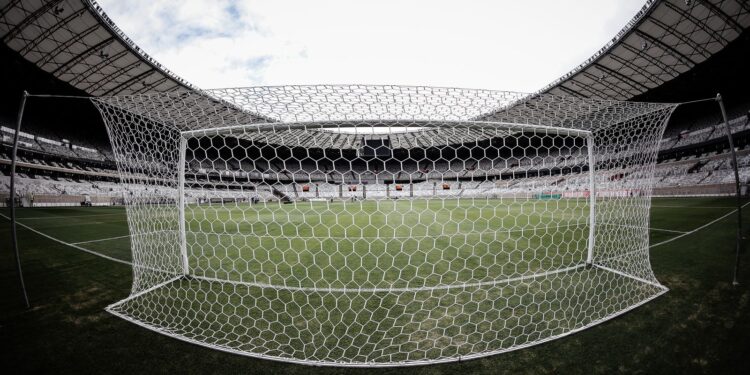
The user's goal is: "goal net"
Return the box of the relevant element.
[93,86,676,366]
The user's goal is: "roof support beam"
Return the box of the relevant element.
[619,42,681,77]
[604,52,664,87]
[557,85,589,98]
[81,59,142,93]
[698,0,744,34]
[662,0,731,45]
[0,0,25,21]
[133,75,170,95]
[567,78,611,99]
[50,37,114,75]
[33,23,100,67]
[103,69,157,96]
[592,62,649,92]
[70,49,128,86]
[580,71,632,99]
[634,30,696,67]
[2,0,65,44]
[19,7,88,55]
[646,17,712,59]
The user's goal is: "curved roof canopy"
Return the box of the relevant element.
[0,0,195,96]
[93,86,674,151]
[1,0,748,128]
[538,0,750,100]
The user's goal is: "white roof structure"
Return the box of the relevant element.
[3,0,748,101]
[536,0,750,100]
[1,0,194,96]
[2,0,749,150]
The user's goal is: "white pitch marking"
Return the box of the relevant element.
[603,223,689,234]
[202,223,585,240]
[72,234,132,245]
[18,212,125,220]
[651,205,736,209]
[4,200,746,267]
[0,213,132,266]
[650,201,750,248]
[649,227,689,234]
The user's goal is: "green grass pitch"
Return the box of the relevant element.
[183,198,591,288]
[2,197,750,373]
[112,198,656,364]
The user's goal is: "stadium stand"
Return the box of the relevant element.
[3,94,750,206]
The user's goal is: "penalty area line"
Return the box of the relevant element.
[0,213,133,266]
[650,205,736,209]
[606,223,688,234]
[650,201,750,248]
[649,227,689,234]
[72,234,132,245]
[18,212,125,220]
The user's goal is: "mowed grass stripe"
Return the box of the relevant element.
[183,199,591,288]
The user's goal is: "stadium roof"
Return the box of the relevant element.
[0,0,275,124]
[94,87,673,151]
[536,0,750,101]
[0,0,196,96]
[4,0,748,102]
[2,0,748,149]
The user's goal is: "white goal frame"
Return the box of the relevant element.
[176,121,598,282]
[93,86,676,367]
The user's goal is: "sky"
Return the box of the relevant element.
[97,0,646,92]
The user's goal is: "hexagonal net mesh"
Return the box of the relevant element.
[92,85,676,366]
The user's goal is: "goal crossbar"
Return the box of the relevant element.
[179,120,592,139]
[93,86,677,367]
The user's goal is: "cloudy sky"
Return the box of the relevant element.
[97,0,646,92]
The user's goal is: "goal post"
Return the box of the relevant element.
[178,120,599,269]
[92,86,677,367]
[587,133,596,266]
[177,135,189,276]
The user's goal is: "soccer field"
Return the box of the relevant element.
[183,198,592,288]
[2,197,750,373]
[111,197,662,364]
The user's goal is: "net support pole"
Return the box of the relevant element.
[177,134,189,276]
[9,90,30,309]
[716,94,743,286]
[586,133,596,266]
